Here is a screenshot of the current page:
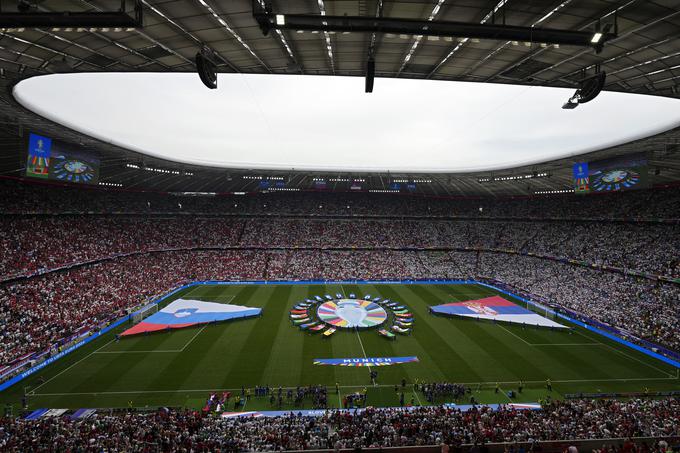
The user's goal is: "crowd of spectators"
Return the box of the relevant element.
[0,250,266,365]
[477,253,680,352]
[1,398,678,451]
[0,217,677,281]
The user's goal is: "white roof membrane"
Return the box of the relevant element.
[14,73,680,173]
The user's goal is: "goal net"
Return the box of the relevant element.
[131,303,159,324]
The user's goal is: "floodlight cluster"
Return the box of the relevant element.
[243,176,285,180]
[534,188,575,194]
[479,172,549,183]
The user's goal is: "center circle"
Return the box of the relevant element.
[317,299,388,329]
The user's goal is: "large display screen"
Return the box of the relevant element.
[26,133,52,179]
[26,133,100,184]
[573,153,647,194]
[573,162,589,194]
[589,153,648,193]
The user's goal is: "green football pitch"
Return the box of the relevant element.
[2,283,678,412]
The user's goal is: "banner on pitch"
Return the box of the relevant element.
[122,299,261,336]
[313,357,419,367]
[430,296,566,328]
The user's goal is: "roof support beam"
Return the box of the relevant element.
[535,8,680,84]
[482,0,636,84]
[0,0,142,28]
[254,12,612,50]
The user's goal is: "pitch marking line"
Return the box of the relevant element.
[177,286,236,304]
[94,324,209,355]
[192,294,235,304]
[412,390,423,406]
[572,329,675,378]
[354,328,370,369]
[95,350,182,354]
[31,375,679,397]
[497,385,513,403]
[182,286,201,298]
[29,339,115,395]
[337,284,373,370]
[531,343,599,346]
[497,324,532,345]
[181,324,209,351]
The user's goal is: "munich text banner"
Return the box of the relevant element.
[313,357,419,366]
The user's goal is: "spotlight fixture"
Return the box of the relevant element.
[195,47,217,89]
[562,68,606,109]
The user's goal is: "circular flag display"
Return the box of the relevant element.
[591,169,640,192]
[52,158,97,183]
[317,299,388,329]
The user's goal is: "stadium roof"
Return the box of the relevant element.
[13,73,680,173]
[0,0,679,195]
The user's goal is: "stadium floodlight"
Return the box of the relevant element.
[276,14,285,25]
[562,70,606,109]
[590,32,603,43]
[253,4,616,52]
[196,47,218,89]
[562,96,579,109]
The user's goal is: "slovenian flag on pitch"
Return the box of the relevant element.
[430,296,565,328]
[122,299,261,336]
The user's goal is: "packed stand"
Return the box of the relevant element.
[0,217,677,281]
[478,253,680,352]
[1,398,678,451]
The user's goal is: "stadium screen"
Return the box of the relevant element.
[573,153,648,194]
[26,133,100,184]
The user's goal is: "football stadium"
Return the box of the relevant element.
[0,0,679,451]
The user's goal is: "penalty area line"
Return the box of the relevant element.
[29,338,115,395]
[497,324,532,345]
[94,350,182,354]
[181,324,209,352]
[572,329,675,378]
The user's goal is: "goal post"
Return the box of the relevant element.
[131,303,159,324]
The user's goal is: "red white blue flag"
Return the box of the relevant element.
[122,299,261,336]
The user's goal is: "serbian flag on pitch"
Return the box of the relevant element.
[430,296,565,328]
[121,299,261,336]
